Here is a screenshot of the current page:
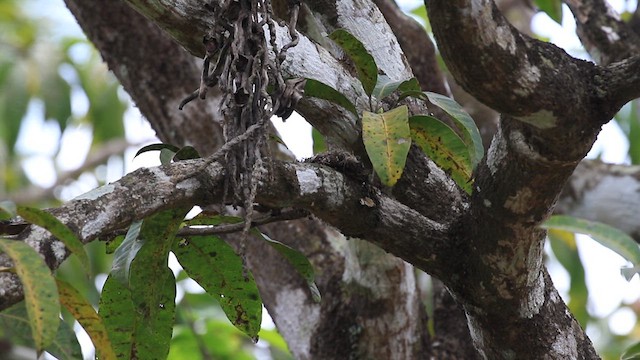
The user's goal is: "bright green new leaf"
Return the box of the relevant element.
[409,115,472,193]
[99,274,135,359]
[304,79,358,116]
[534,0,563,24]
[329,29,378,96]
[0,239,59,352]
[57,279,117,360]
[0,302,82,360]
[255,231,321,302]
[542,216,640,281]
[172,235,262,341]
[424,92,484,168]
[362,105,411,186]
[17,206,90,273]
[622,341,640,360]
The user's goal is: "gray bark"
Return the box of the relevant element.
[2,0,640,358]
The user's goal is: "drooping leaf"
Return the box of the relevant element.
[99,274,135,359]
[312,127,327,154]
[534,0,563,24]
[255,231,321,302]
[362,105,411,186]
[56,278,117,360]
[41,69,72,132]
[622,342,640,360]
[0,63,30,157]
[159,148,176,165]
[0,239,59,352]
[0,301,82,360]
[372,76,420,100]
[134,143,181,159]
[329,29,378,96]
[17,206,90,273]
[424,92,484,168]
[172,235,262,341]
[409,115,472,193]
[547,229,589,327]
[110,220,143,285]
[128,208,188,359]
[304,79,358,116]
[542,216,640,281]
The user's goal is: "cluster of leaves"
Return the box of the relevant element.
[0,145,316,358]
[304,29,483,193]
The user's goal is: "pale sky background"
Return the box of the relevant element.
[15,0,640,357]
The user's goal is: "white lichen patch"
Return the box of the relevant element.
[73,184,116,201]
[51,240,68,263]
[471,0,517,54]
[519,271,545,318]
[81,211,112,239]
[513,65,541,97]
[515,109,557,129]
[483,199,492,207]
[551,330,578,358]
[601,26,621,43]
[504,187,534,214]
[296,168,321,195]
[176,177,199,197]
[274,286,321,358]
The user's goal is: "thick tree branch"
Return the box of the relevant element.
[0,159,449,308]
[563,0,640,65]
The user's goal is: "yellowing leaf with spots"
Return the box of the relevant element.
[0,239,59,353]
[56,279,117,360]
[362,105,411,186]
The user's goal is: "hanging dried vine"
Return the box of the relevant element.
[180,0,303,246]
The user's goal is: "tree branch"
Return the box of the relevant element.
[563,0,640,65]
[0,159,450,306]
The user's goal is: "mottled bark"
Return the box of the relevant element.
[2,0,640,358]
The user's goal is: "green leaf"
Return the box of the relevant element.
[546,229,589,327]
[409,115,473,193]
[17,206,90,273]
[0,64,30,157]
[534,0,563,24]
[542,216,640,280]
[424,92,484,168]
[99,274,135,358]
[128,209,187,359]
[622,342,640,360]
[312,127,327,154]
[254,231,321,303]
[160,148,176,165]
[628,101,640,165]
[110,221,143,285]
[372,76,420,100]
[304,79,358,116]
[41,70,72,132]
[57,278,117,360]
[0,301,82,360]
[362,105,411,186]
[135,143,181,159]
[329,29,378,96]
[172,235,262,341]
[0,239,59,352]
